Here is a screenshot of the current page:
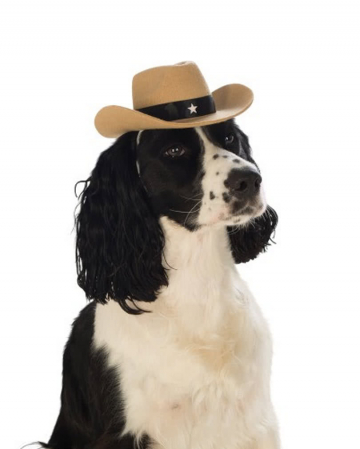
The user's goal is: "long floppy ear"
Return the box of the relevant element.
[227,206,278,263]
[75,131,168,314]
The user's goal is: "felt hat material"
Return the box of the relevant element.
[94,61,254,138]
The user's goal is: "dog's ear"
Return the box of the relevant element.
[227,206,278,263]
[75,131,168,314]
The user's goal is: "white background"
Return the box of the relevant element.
[1,1,359,448]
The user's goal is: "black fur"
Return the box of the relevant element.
[39,302,151,449]
[136,127,205,231]
[227,206,278,263]
[75,131,168,314]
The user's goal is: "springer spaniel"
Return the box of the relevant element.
[37,118,280,449]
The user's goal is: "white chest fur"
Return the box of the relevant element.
[94,219,279,449]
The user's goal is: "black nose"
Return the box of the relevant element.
[224,168,262,198]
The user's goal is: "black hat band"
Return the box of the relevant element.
[136,95,216,121]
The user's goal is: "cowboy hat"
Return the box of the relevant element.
[94,61,254,138]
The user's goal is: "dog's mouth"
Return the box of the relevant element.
[224,195,266,225]
[195,195,266,228]
[231,196,265,215]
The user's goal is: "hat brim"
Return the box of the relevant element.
[94,84,254,138]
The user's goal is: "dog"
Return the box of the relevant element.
[38,118,279,449]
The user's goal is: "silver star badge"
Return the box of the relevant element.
[188,103,198,114]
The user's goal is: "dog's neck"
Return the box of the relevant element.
[158,217,242,317]
[160,216,234,272]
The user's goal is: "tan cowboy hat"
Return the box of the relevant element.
[94,61,254,138]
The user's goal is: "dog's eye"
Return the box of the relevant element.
[163,146,186,158]
[225,133,235,145]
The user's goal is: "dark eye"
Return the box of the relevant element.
[163,145,186,158]
[225,133,235,145]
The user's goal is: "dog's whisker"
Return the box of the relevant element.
[179,194,203,202]
[169,199,202,217]
[227,225,242,235]
[169,208,200,214]
[184,199,203,225]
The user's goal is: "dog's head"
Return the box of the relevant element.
[75,119,277,312]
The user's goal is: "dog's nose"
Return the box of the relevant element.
[224,168,262,198]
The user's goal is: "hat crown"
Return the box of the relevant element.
[132,61,211,110]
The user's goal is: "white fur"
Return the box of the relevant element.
[195,128,266,227]
[93,129,280,449]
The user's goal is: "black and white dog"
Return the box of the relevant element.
[39,118,279,449]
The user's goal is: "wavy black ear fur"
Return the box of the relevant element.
[227,206,278,264]
[75,131,168,314]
